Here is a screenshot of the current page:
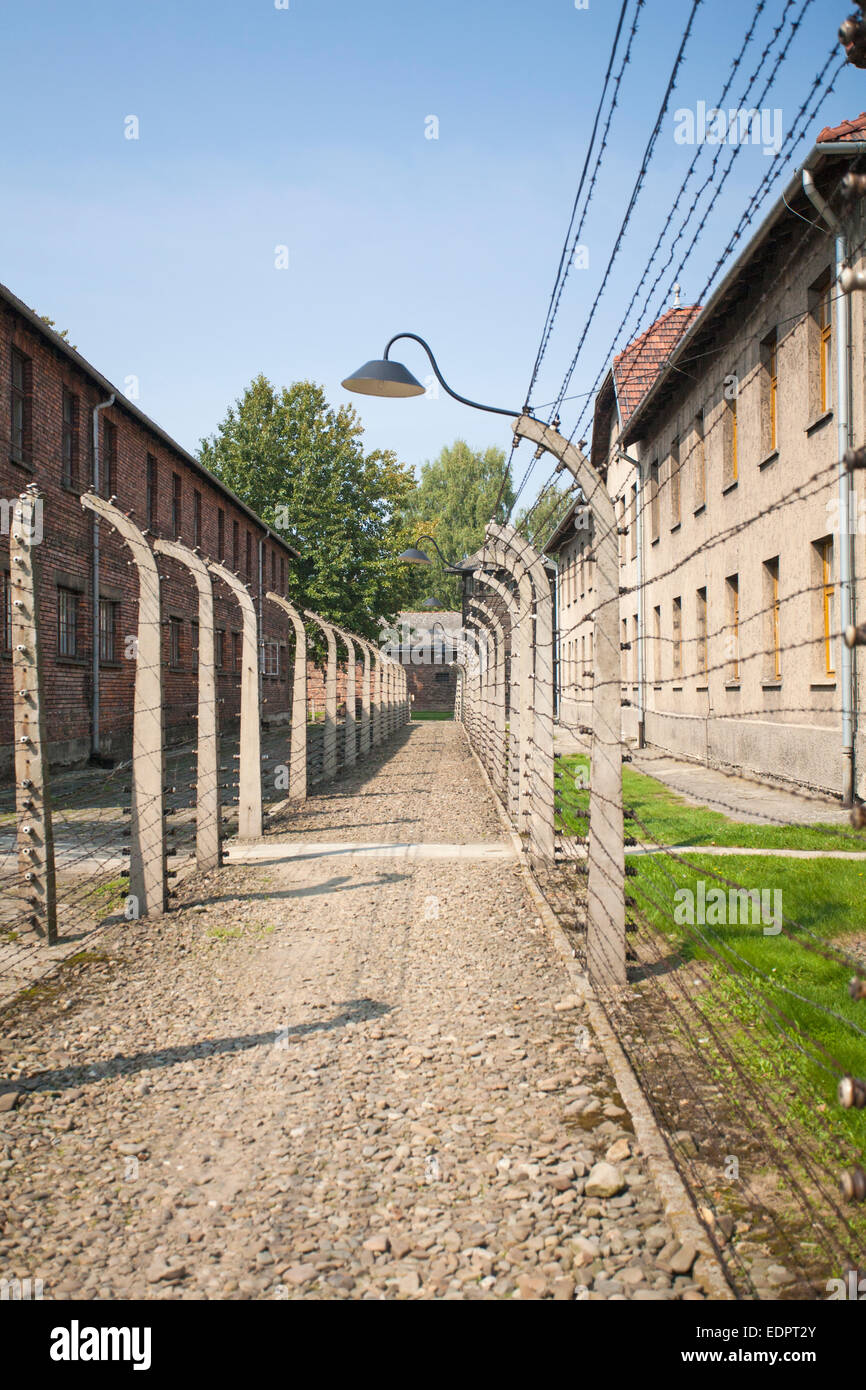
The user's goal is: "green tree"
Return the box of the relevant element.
[513,480,576,552]
[403,440,515,609]
[198,376,418,640]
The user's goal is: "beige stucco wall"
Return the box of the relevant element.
[554,190,866,799]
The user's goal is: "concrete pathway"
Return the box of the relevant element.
[0,723,705,1302]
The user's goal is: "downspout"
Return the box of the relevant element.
[91,393,115,761]
[619,448,645,748]
[553,559,561,721]
[803,168,855,803]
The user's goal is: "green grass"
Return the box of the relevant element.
[555,754,856,851]
[411,710,454,721]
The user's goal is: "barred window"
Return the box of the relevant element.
[11,348,32,463]
[58,587,80,658]
[62,389,79,489]
[169,617,182,668]
[261,640,279,677]
[99,598,118,662]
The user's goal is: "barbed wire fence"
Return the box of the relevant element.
[0,489,409,1009]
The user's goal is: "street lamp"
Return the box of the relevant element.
[342,333,524,418]
[397,533,466,573]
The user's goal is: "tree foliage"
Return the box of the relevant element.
[198,376,418,641]
[403,439,515,609]
[513,481,575,553]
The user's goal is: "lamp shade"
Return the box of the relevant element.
[342,358,425,398]
[397,547,433,565]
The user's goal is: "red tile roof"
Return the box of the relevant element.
[612,305,701,425]
[817,112,866,143]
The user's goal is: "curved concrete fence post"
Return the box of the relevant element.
[477,571,521,822]
[208,561,262,841]
[512,414,625,993]
[488,522,555,863]
[370,645,384,746]
[155,539,221,872]
[482,544,528,833]
[11,487,57,943]
[384,655,396,737]
[336,628,357,768]
[468,596,506,798]
[304,611,338,782]
[464,610,492,775]
[82,493,166,917]
[265,594,307,801]
[355,638,372,756]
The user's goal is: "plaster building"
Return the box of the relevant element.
[548,116,866,801]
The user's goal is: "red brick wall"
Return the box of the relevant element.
[405,660,457,711]
[0,299,296,771]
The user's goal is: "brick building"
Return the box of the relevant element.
[0,280,301,774]
[392,611,461,712]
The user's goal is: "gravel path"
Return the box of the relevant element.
[0,723,705,1300]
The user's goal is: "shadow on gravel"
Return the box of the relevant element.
[11,999,391,1096]
[193,872,410,905]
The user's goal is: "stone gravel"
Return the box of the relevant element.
[0,722,704,1300]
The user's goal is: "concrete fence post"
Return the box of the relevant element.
[371,647,384,745]
[337,628,357,767]
[82,493,166,917]
[488,523,555,863]
[208,561,262,841]
[155,540,221,872]
[512,415,625,994]
[357,638,372,756]
[468,597,506,798]
[305,612,337,780]
[477,572,520,820]
[265,594,307,801]
[11,487,57,943]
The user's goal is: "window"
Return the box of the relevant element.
[193,491,202,549]
[672,597,682,678]
[102,419,117,498]
[724,395,738,486]
[693,411,706,510]
[762,330,778,454]
[246,531,252,578]
[261,640,279,677]
[191,620,199,673]
[819,538,835,676]
[233,519,239,570]
[216,629,225,670]
[11,348,31,464]
[169,617,182,668]
[232,631,242,673]
[726,574,740,682]
[1,570,11,651]
[670,435,681,528]
[696,587,708,682]
[62,389,79,489]
[146,455,158,530]
[217,508,225,561]
[172,473,182,539]
[817,272,833,415]
[99,598,118,662]
[58,587,80,658]
[653,605,661,683]
[763,558,780,679]
[649,461,660,542]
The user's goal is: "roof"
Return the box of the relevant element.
[0,279,301,559]
[817,112,866,142]
[612,305,701,426]
[619,130,866,446]
[399,610,463,629]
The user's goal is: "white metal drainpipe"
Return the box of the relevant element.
[91,393,115,760]
[803,166,855,803]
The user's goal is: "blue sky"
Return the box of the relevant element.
[1,0,861,512]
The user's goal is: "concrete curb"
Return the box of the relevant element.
[462,727,734,1302]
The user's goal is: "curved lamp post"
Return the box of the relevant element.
[343,333,625,995]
